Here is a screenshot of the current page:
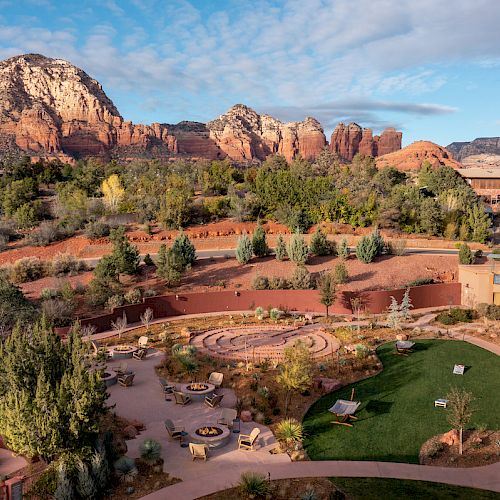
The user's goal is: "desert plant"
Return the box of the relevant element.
[355,344,369,359]
[387,239,407,256]
[76,459,97,500]
[309,227,333,256]
[252,274,270,290]
[255,306,265,319]
[236,233,253,264]
[269,308,281,321]
[338,237,350,260]
[140,439,162,465]
[53,463,74,500]
[446,387,475,455]
[124,288,142,304]
[287,232,309,265]
[41,298,75,327]
[275,418,303,447]
[238,472,270,498]
[111,312,128,338]
[106,294,125,311]
[27,220,63,247]
[275,234,288,261]
[84,220,111,240]
[51,252,86,277]
[252,220,269,257]
[113,456,138,483]
[0,234,9,252]
[143,253,154,266]
[458,243,474,265]
[9,256,47,283]
[289,265,313,289]
[333,262,348,284]
[318,271,336,317]
[268,276,290,289]
[140,307,154,331]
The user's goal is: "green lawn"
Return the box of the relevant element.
[303,340,500,463]
[330,478,500,500]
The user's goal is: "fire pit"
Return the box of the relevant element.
[109,345,138,359]
[189,423,230,449]
[187,383,209,392]
[101,371,117,387]
[179,382,215,401]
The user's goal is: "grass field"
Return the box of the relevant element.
[303,340,500,463]
[330,478,500,499]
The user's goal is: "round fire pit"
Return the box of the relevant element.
[179,382,215,401]
[101,371,117,387]
[109,345,137,359]
[189,424,230,449]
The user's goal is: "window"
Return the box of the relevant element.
[494,274,500,285]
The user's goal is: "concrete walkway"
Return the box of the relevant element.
[0,449,27,477]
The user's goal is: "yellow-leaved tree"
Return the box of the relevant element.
[101,174,125,212]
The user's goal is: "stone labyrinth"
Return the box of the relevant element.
[190,325,340,362]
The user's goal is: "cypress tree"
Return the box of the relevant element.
[275,234,288,261]
[252,221,269,258]
[171,230,196,269]
[287,232,309,265]
[235,233,253,264]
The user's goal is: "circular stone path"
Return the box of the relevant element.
[190,324,340,362]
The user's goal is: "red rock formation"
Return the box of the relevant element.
[330,122,402,161]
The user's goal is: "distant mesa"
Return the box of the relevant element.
[376,141,462,171]
[0,53,402,162]
[447,137,500,168]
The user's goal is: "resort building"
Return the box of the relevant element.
[457,168,500,209]
[459,254,500,306]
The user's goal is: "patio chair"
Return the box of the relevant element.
[159,377,175,394]
[91,340,110,359]
[204,393,224,408]
[238,428,260,451]
[329,397,361,427]
[138,336,149,349]
[164,419,185,440]
[111,361,129,376]
[395,340,415,356]
[207,372,223,388]
[217,408,237,427]
[133,348,147,360]
[118,372,135,387]
[173,390,192,405]
[189,442,208,461]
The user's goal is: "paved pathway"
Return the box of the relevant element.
[0,449,27,477]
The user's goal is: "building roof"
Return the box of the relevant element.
[457,168,500,179]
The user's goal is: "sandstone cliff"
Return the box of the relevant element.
[329,122,401,161]
[376,141,462,171]
[447,137,500,167]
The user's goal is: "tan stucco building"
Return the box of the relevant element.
[459,259,500,306]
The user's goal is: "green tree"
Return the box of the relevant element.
[309,227,333,256]
[318,271,336,317]
[171,230,196,269]
[419,198,444,236]
[356,235,377,263]
[156,244,183,286]
[235,233,253,264]
[275,234,287,261]
[458,243,474,265]
[333,262,349,284]
[1,178,38,216]
[289,265,313,289]
[252,221,269,258]
[276,341,313,416]
[0,276,38,336]
[446,388,474,455]
[467,205,491,243]
[338,237,350,260]
[157,174,192,228]
[287,232,309,265]
[109,226,140,275]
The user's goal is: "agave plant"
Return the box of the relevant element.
[275,418,304,447]
[114,456,138,483]
[238,472,270,498]
[140,439,162,465]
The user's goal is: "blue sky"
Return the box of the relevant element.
[1,0,500,146]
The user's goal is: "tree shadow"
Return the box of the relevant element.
[349,271,375,283]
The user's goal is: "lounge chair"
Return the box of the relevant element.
[329,399,361,427]
[217,408,237,427]
[91,340,110,359]
[189,442,208,461]
[118,372,135,387]
[158,378,175,394]
[112,361,129,376]
[133,348,147,360]
[395,340,415,355]
[138,336,149,349]
[238,428,260,451]
[164,419,185,440]
[204,393,224,408]
[207,372,223,388]
[173,391,192,405]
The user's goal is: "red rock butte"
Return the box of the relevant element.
[0,53,402,162]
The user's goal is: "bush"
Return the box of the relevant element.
[405,278,434,287]
[333,262,348,284]
[287,232,309,265]
[355,344,369,359]
[238,472,270,498]
[41,298,76,327]
[27,220,63,247]
[107,294,125,310]
[356,228,384,264]
[289,265,313,289]
[309,227,333,256]
[269,308,282,320]
[171,230,196,269]
[275,234,288,261]
[139,439,162,465]
[275,418,303,446]
[0,234,9,252]
[479,303,500,320]
[84,220,111,240]
[85,278,118,307]
[268,276,290,290]
[255,306,265,319]
[436,308,476,325]
[124,288,142,304]
[386,239,407,256]
[113,456,138,483]
[338,237,350,260]
[143,253,154,266]
[235,233,253,264]
[252,274,270,290]
[458,243,474,265]
[51,252,87,277]
[9,256,47,283]
[252,221,269,258]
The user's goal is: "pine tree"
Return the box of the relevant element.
[235,233,253,264]
[318,272,336,317]
[467,205,491,243]
[333,262,349,284]
[109,226,139,275]
[356,236,376,263]
[400,288,413,320]
[252,221,269,258]
[156,244,182,286]
[338,237,350,260]
[387,296,402,330]
[171,230,196,269]
[76,459,97,500]
[275,234,287,261]
[458,243,474,265]
[309,227,334,256]
[287,232,309,265]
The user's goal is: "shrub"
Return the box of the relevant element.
[338,237,350,260]
[386,239,407,256]
[275,418,303,446]
[235,233,253,264]
[91,451,109,492]
[76,459,97,500]
[113,456,138,483]
[355,344,369,359]
[405,278,434,287]
[269,308,281,320]
[106,294,125,311]
[51,252,87,277]
[41,298,75,327]
[85,277,118,307]
[458,243,474,265]
[309,227,333,256]
[171,230,196,269]
[252,274,270,290]
[287,232,309,265]
[484,304,500,320]
[356,228,384,263]
[124,288,142,304]
[268,276,290,290]
[26,220,64,247]
[255,306,265,319]
[252,221,269,257]
[143,253,154,266]
[238,472,270,498]
[333,262,348,284]
[9,256,47,283]
[275,234,288,261]
[0,234,8,252]
[140,439,162,465]
[41,287,59,300]
[436,308,476,325]
[427,440,444,458]
[289,265,313,289]
[84,220,111,240]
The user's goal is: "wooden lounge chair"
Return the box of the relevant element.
[395,340,415,356]
[217,408,237,427]
[112,361,129,376]
[329,390,361,427]
[173,391,192,405]
[159,377,175,394]
[133,348,147,360]
[118,372,135,387]
[189,442,208,461]
[164,419,185,440]
[207,372,223,388]
[204,393,224,408]
[238,428,260,451]
[138,336,149,349]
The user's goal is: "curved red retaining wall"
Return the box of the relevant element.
[55,283,461,336]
